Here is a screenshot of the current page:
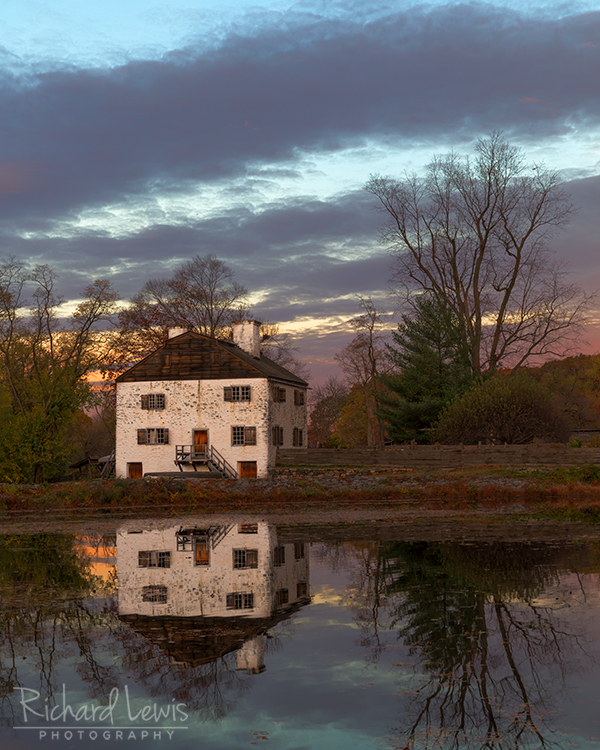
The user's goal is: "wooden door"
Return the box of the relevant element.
[128,462,143,479]
[193,430,208,457]
[195,538,210,566]
[238,461,257,479]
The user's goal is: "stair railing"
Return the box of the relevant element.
[209,446,238,479]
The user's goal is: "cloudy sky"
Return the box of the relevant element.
[1,0,599,382]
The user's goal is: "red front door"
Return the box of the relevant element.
[193,430,208,457]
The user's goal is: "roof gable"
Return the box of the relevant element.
[116,331,308,386]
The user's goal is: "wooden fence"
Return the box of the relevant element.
[276,445,600,470]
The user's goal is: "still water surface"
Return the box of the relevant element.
[1,517,600,749]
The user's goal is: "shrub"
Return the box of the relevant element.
[435,371,571,444]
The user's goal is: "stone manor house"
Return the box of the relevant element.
[115,321,308,479]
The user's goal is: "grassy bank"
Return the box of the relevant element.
[1,465,600,522]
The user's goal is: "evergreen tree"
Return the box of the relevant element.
[378,296,473,443]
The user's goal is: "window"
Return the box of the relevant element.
[273,546,285,567]
[226,592,254,610]
[297,581,309,598]
[232,426,257,446]
[138,551,171,568]
[272,387,286,403]
[142,585,167,603]
[272,426,284,446]
[224,385,251,402]
[239,523,258,534]
[233,548,258,569]
[141,394,165,410]
[293,428,304,447]
[294,542,305,560]
[294,390,305,406]
[137,428,169,445]
[274,588,289,606]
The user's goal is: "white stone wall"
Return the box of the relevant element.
[115,377,308,478]
[117,521,309,620]
[199,378,271,477]
[115,380,201,477]
[267,384,309,467]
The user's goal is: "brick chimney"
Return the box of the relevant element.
[232,320,261,358]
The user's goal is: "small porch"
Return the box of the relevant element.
[175,444,238,479]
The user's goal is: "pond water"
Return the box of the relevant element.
[1,517,600,749]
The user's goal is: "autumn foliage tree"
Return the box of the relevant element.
[308,377,349,447]
[0,259,118,482]
[334,298,391,446]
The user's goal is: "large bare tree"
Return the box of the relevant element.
[118,254,250,355]
[117,255,309,378]
[366,133,593,375]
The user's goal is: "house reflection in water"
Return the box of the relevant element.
[116,520,310,673]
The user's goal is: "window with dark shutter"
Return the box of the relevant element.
[141,394,166,410]
[239,524,258,534]
[297,581,309,598]
[142,585,167,603]
[226,592,254,610]
[224,386,251,402]
[138,428,169,445]
[138,551,171,568]
[232,426,257,446]
[272,387,286,403]
[294,390,305,406]
[233,549,258,569]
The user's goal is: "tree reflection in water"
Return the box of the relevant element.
[0,534,279,726]
[339,540,599,750]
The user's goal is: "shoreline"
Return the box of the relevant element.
[1,466,600,537]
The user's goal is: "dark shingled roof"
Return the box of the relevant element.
[116,330,308,386]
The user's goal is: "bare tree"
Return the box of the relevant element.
[258,322,310,380]
[334,297,392,445]
[366,133,593,375]
[118,257,309,378]
[117,254,250,362]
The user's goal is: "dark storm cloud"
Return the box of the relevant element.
[0,188,387,319]
[0,3,599,229]
[1,2,598,378]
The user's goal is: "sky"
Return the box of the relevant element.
[1,0,600,383]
